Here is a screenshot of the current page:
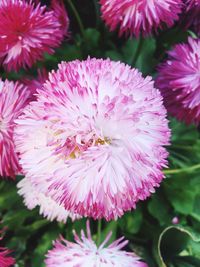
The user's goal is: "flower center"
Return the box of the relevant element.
[95,137,111,146]
[68,136,111,159]
[55,135,111,160]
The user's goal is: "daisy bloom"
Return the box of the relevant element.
[18,177,80,222]
[182,0,200,35]
[0,79,32,178]
[15,58,170,220]
[156,37,200,125]
[45,221,148,267]
[186,0,200,8]
[0,0,68,71]
[100,0,182,37]
[0,248,15,267]
[23,68,49,95]
[51,0,69,38]
[0,227,15,267]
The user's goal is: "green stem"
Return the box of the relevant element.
[164,163,200,175]
[97,219,102,246]
[131,37,144,66]
[67,0,85,38]
[92,0,100,27]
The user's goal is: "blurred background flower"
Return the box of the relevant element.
[45,221,148,267]
[156,37,200,125]
[0,0,69,71]
[100,0,182,37]
[0,226,15,267]
[0,79,32,178]
[182,0,200,36]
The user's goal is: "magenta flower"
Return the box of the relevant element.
[45,221,148,267]
[51,0,69,38]
[0,79,32,178]
[18,177,81,222]
[100,0,182,37]
[0,0,68,71]
[0,248,15,267]
[23,68,49,95]
[15,58,170,220]
[186,0,200,8]
[172,216,179,224]
[0,227,15,267]
[156,37,200,125]
[182,0,200,35]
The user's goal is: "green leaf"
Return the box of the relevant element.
[118,209,143,235]
[134,37,156,74]
[164,175,200,218]
[148,192,171,226]
[84,28,100,48]
[105,50,123,61]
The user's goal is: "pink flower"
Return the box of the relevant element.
[18,177,81,222]
[0,248,15,267]
[45,221,148,267]
[172,216,179,224]
[100,0,182,37]
[156,37,200,125]
[0,79,32,178]
[23,68,49,95]
[15,58,170,220]
[182,0,200,35]
[0,0,68,71]
[0,227,15,267]
[51,0,69,38]
[186,0,200,9]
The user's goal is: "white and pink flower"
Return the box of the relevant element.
[15,58,170,220]
[0,79,32,178]
[100,0,182,37]
[45,221,148,267]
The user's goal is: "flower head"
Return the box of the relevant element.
[182,0,200,35]
[0,227,15,267]
[0,248,15,267]
[23,68,49,95]
[0,0,68,71]
[100,0,182,37]
[15,58,170,220]
[0,79,32,178]
[156,37,200,125]
[186,0,200,9]
[51,0,69,38]
[18,177,80,222]
[45,221,148,267]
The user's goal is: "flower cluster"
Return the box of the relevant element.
[1,0,200,266]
